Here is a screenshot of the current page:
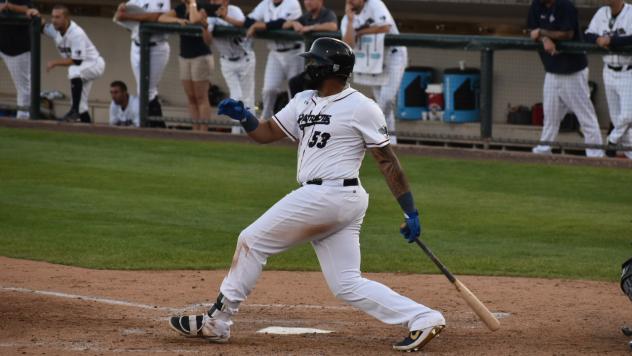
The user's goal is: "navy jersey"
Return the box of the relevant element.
[527,0,588,74]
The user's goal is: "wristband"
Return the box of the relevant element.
[397,191,416,216]
[240,109,259,132]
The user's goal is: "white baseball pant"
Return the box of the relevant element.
[533,68,605,158]
[131,42,170,101]
[68,57,106,114]
[219,183,445,331]
[603,66,632,159]
[220,51,256,110]
[0,51,31,119]
[261,48,304,118]
[371,49,407,142]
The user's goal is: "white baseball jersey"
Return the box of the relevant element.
[44,21,101,62]
[586,4,632,66]
[208,5,252,59]
[129,0,171,43]
[272,87,390,183]
[340,0,406,55]
[248,0,302,51]
[109,95,140,127]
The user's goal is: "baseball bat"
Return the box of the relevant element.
[411,236,500,331]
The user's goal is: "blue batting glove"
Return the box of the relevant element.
[218,98,246,121]
[399,210,421,243]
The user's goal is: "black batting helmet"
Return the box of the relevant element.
[299,37,355,85]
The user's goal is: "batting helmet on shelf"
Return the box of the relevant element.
[299,37,355,88]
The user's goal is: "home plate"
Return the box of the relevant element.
[257,327,333,335]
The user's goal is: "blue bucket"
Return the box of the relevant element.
[443,68,480,123]
[397,66,434,120]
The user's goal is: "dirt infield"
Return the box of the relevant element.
[0,257,629,355]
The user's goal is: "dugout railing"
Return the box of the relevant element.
[2,13,631,154]
[138,23,632,153]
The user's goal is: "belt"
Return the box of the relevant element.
[276,44,302,53]
[391,48,398,54]
[304,178,359,187]
[607,64,632,72]
[222,53,247,62]
[134,40,158,47]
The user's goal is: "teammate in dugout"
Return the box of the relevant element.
[527,0,605,157]
[244,0,304,119]
[342,0,408,145]
[109,80,140,127]
[0,0,37,120]
[169,38,446,352]
[206,0,256,112]
[585,0,632,159]
[114,0,172,120]
[30,5,106,123]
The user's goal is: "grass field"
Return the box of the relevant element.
[0,127,631,281]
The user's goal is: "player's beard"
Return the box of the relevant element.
[302,70,323,91]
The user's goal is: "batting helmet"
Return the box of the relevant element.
[299,37,355,87]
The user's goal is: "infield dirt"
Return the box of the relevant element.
[0,257,628,355]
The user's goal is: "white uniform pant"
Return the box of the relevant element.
[0,51,31,119]
[220,184,445,331]
[68,57,105,114]
[261,47,304,118]
[603,66,632,159]
[131,41,170,101]
[220,51,256,110]
[536,68,604,157]
[371,49,407,138]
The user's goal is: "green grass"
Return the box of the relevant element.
[0,127,630,281]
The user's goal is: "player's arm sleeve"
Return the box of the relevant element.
[526,1,538,29]
[372,1,394,27]
[109,102,117,126]
[340,16,348,36]
[230,6,246,22]
[265,19,286,30]
[323,9,338,24]
[585,10,601,40]
[286,0,302,21]
[555,2,576,32]
[43,23,57,39]
[271,96,300,142]
[132,100,141,128]
[355,101,390,148]
[610,34,632,47]
[71,37,87,61]
[247,2,265,22]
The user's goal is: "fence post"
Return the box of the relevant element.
[480,48,494,140]
[139,26,151,127]
[30,16,41,120]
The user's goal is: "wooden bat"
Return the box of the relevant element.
[409,233,500,331]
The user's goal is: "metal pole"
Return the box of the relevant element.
[139,26,151,127]
[30,16,41,120]
[480,48,494,139]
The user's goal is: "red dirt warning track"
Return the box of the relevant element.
[0,257,629,355]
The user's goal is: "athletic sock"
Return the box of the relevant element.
[70,77,83,113]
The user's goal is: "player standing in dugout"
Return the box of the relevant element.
[585,0,632,159]
[0,0,37,120]
[244,0,304,119]
[114,0,172,122]
[341,0,408,145]
[29,5,106,123]
[206,0,256,112]
[168,38,446,353]
[527,0,605,158]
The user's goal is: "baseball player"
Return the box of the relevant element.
[206,0,256,111]
[341,0,408,145]
[169,38,446,352]
[42,5,105,123]
[244,0,304,118]
[109,80,140,127]
[585,0,632,159]
[0,0,34,119]
[527,0,604,158]
[115,0,171,117]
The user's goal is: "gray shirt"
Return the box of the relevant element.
[298,7,337,26]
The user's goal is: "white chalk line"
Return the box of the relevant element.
[1,285,511,320]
